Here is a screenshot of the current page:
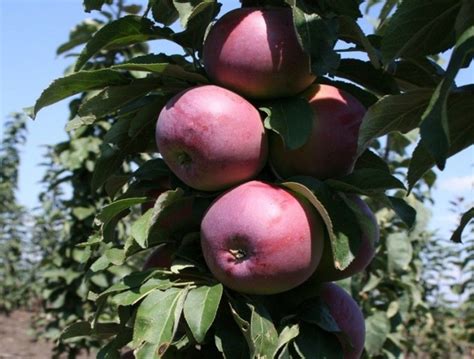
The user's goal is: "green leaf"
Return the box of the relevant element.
[387,196,417,229]
[97,270,158,300]
[419,26,474,170]
[455,0,474,38]
[172,1,220,50]
[354,149,390,173]
[61,321,91,340]
[131,209,154,249]
[392,58,444,90]
[386,232,413,273]
[77,78,161,120]
[294,323,343,359]
[275,324,300,357]
[261,97,313,150]
[214,310,250,359]
[336,59,398,96]
[183,283,223,343]
[338,15,380,68]
[450,207,474,243]
[111,277,174,306]
[326,168,405,193]
[365,312,390,356]
[173,0,204,28]
[249,302,279,358]
[381,0,462,62]
[408,90,474,190]
[290,4,340,75]
[32,69,130,119]
[105,248,125,265]
[133,158,170,181]
[112,54,208,83]
[283,178,361,270]
[75,16,173,71]
[97,197,146,225]
[57,20,101,55]
[133,287,187,349]
[83,0,106,12]
[151,0,179,26]
[357,89,434,155]
[319,0,362,19]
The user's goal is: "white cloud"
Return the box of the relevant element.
[438,174,474,192]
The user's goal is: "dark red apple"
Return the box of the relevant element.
[312,195,378,282]
[269,84,366,179]
[156,85,268,191]
[143,244,174,270]
[320,283,365,359]
[203,7,315,99]
[200,181,325,294]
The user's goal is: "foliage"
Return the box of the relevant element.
[26,0,474,358]
[0,113,34,313]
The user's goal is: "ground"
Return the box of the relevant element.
[0,311,91,359]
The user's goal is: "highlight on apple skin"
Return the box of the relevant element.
[155,85,268,191]
[200,180,325,295]
[269,84,366,180]
[320,283,366,359]
[312,195,379,282]
[203,7,315,99]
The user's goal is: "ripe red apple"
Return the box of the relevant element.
[203,7,315,99]
[320,283,365,359]
[143,244,174,270]
[312,195,378,282]
[269,84,366,179]
[156,85,268,191]
[200,181,325,294]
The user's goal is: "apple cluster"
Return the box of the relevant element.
[151,6,379,358]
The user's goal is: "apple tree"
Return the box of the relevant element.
[30,0,473,357]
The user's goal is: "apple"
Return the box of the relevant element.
[320,283,365,359]
[143,244,174,270]
[312,195,378,282]
[269,84,366,179]
[200,180,325,294]
[203,7,315,99]
[156,85,268,191]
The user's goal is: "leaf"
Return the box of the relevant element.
[131,210,154,249]
[97,197,146,225]
[294,323,343,359]
[249,302,279,358]
[354,149,390,173]
[111,54,208,83]
[133,158,170,181]
[183,283,223,343]
[386,233,413,273]
[326,168,405,193]
[408,90,474,190]
[455,0,474,39]
[61,321,91,340]
[290,2,340,75]
[83,0,106,12]
[283,178,361,270]
[261,97,313,150]
[319,0,362,19]
[275,324,300,356]
[172,1,220,51]
[392,58,444,90]
[381,0,462,63]
[32,70,130,119]
[386,196,417,229]
[214,310,250,359]
[338,15,380,68]
[77,78,162,120]
[111,277,174,306]
[365,312,390,356]
[172,0,203,28]
[419,26,474,170]
[57,20,101,55]
[151,0,179,26]
[450,207,474,243]
[357,89,434,155]
[75,16,173,71]
[299,298,340,333]
[97,270,158,300]
[336,59,398,96]
[133,287,187,348]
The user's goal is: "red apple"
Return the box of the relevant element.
[203,7,315,99]
[312,195,378,282]
[320,283,365,359]
[143,244,174,270]
[269,84,366,179]
[200,181,325,294]
[156,85,268,191]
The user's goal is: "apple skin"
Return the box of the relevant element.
[143,244,174,270]
[156,85,268,191]
[269,84,366,179]
[203,7,315,99]
[312,195,378,282]
[200,180,325,295]
[320,283,365,359]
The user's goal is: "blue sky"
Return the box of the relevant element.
[1,0,472,241]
